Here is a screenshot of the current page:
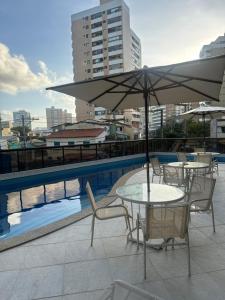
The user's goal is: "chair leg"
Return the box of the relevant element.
[126,215,132,241]
[152,174,154,183]
[91,215,95,247]
[131,202,134,228]
[144,237,147,280]
[186,231,191,277]
[137,214,140,251]
[211,202,216,233]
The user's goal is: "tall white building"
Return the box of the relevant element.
[71,0,141,122]
[13,110,31,129]
[46,106,73,129]
[200,33,225,106]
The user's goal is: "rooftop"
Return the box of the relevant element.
[1,165,225,299]
[46,128,105,139]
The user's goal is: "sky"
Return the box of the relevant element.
[0,0,225,128]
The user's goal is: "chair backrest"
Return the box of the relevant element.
[188,175,216,211]
[196,153,212,165]
[194,147,205,152]
[145,203,189,241]
[151,157,162,176]
[109,167,143,196]
[86,181,98,212]
[177,152,187,162]
[102,280,164,300]
[163,165,185,187]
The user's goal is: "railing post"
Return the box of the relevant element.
[16,150,20,172]
[62,146,65,164]
[109,143,112,158]
[80,145,82,161]
[41,148,45,168]
[96,144,98,159]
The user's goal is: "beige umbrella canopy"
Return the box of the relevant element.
[47,55,225,161]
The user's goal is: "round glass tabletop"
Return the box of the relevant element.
[190,152,220,156]
[168,161,209,169]
[116,183,185,205]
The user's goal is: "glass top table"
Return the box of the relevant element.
[167,161,209,169]
[116,183,185,205]
[190,152,220,156]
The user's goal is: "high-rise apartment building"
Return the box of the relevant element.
[46,106,73,129]
[200,33,225,105]
[13,110,31,129]
[71,0,141,122]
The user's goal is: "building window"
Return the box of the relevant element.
[221,127,225,133]
[68,141,75,145]
[92,40,103,47]
[93,66,104,73]
[95,110,106,116]
[107,16,122,24]
[107,6,121,14]
[91,12,102,20]
[108,35,122,43]
[91,21,102,29]
[109,63,123,70]
[108,44,122,52]
[92,31,102,38]
[108,25,122,34]
[109,53,123,60]
[54,141,60,146]
[93,57,103,64]
[92,48,103,55]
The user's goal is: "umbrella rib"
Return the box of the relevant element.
[154,69,223,84]
[146,66,175,89]
[88,71,142,104]
[147,76,160,106]
[151,79,192,92]
[111,73,143,112]
[102,76,143,92]
[151,70,220,102]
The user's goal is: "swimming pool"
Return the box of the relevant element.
[0,157,145,243]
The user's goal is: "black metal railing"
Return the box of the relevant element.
[1,138,225,174]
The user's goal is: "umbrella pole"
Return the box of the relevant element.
[143,71,150,200]
[203,114,206,151]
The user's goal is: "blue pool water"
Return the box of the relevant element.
[0,157,145,240]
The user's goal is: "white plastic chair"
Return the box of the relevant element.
[137,203,191,279]
[101,280,164,300]
[177,152,187,162]
[187,175,216,232]
[151,157,163,183]
[86,181,132,246]
[163,165,188,191]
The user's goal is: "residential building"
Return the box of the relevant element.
[200,33,225,106]
[13,110,31,129]
[200,33,225,136]
[71,0,141,122]
[46,106,73,129]
[46,128,107,146]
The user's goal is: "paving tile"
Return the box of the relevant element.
[137,280,174,300]
[62,290,106,300]
[191,244,225,272]
[164,273,225,300]
[103,236,142,258]
[0,247,25,271]
[198,224,225,244]
[64,239,106,263]
[0,270,20,300]
[189,228,213,247]
[24,243,66,268]
[108,253,161,284]
[63,259,112,294]
[11,265,64,300]
[65,223,102,241]
[149,247,202,279]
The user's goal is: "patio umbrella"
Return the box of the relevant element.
[47,55,225,195]
[180,102,225,148]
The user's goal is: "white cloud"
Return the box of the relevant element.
[0,43,53,94]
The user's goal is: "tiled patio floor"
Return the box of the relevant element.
[1,165,225,299]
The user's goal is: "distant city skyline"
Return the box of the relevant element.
[0,0,225,128]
